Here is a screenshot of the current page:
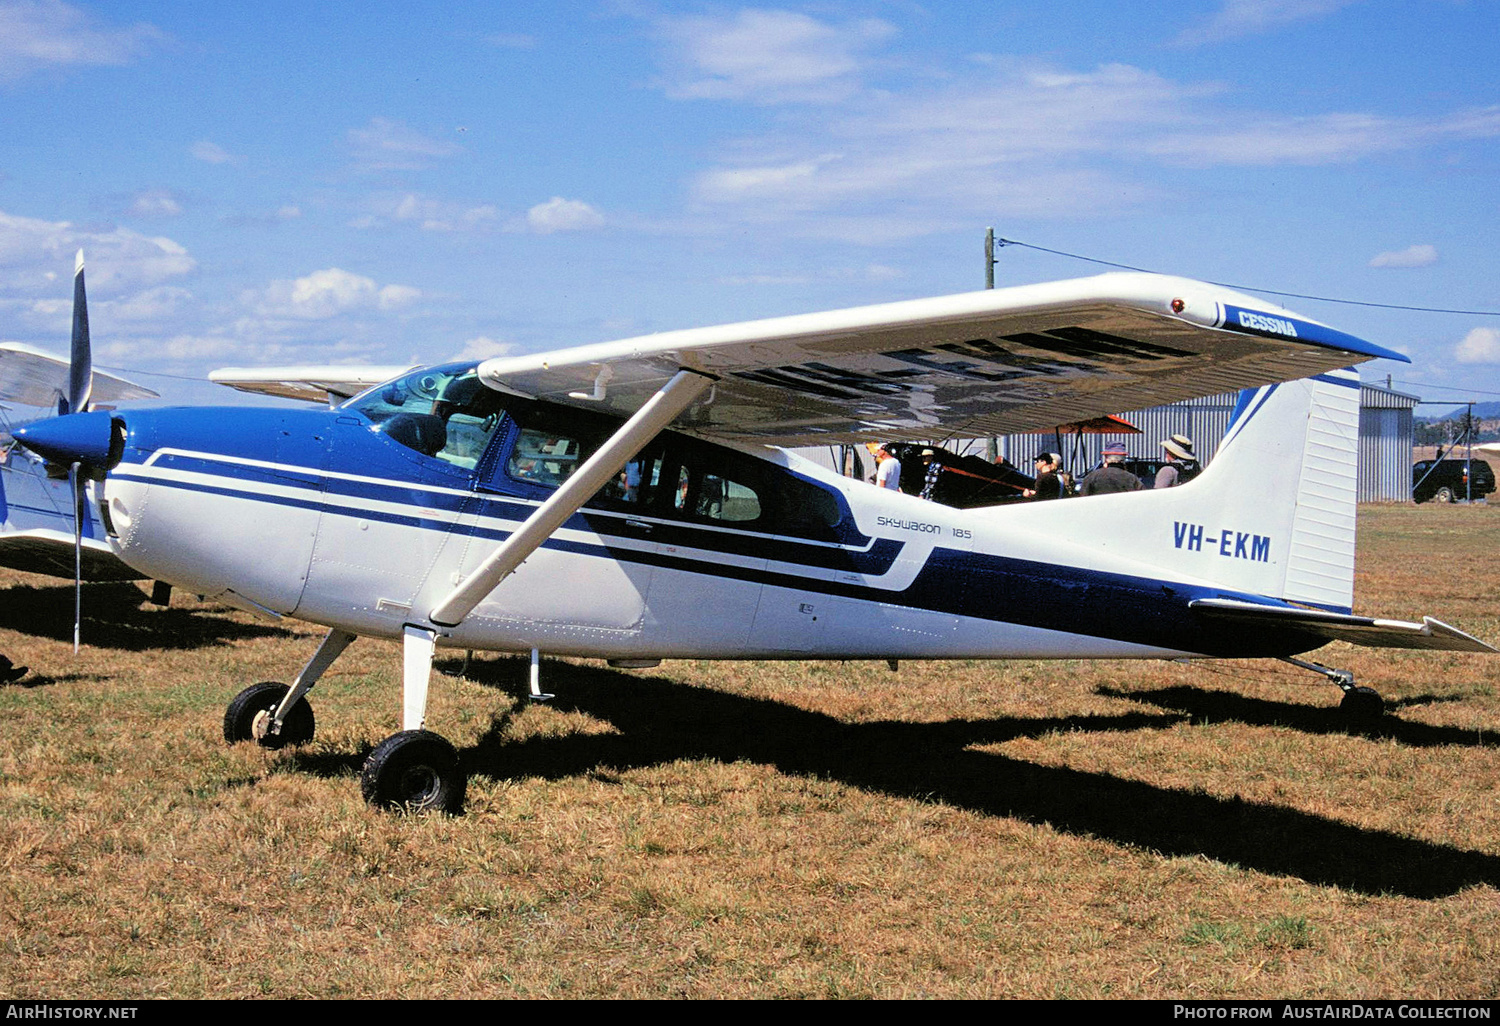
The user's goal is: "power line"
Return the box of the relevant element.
[96,364,211,383]
[1392,380,1500,400]
[996,238,1500,317]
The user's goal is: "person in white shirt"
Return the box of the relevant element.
[875,444,902,491]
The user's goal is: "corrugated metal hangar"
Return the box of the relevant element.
[798,380,1423,502]
[989,381,1419,503]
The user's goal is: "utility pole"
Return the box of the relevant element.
[984,227,1000,463]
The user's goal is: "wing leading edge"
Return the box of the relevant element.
[476,272,1407,446]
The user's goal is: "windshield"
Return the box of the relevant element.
[344,363,508,470]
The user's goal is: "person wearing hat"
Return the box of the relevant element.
[1155,435,1199,489]
[919,448,945,501]
[1078,441,1143,496]
[874,443,902,491]
[1023,451,1066,500]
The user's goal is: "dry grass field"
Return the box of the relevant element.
[0,503,1496,999]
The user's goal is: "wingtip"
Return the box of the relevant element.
[74,249,85,276]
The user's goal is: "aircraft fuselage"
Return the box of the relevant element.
[90,365,1321,662]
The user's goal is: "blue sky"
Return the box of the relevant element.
[1,0,1497,410]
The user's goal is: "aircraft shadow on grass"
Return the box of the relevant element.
[1099,684,1500,749]
[0,581,296,652]
[291,656,1500,901]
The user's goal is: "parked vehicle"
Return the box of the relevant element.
[1412,458,1496,503]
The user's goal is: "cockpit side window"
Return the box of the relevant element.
[346,364,509,471]
[475,401,846,539]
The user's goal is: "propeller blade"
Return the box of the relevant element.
[69,461,83,654]
[67,249,93,417]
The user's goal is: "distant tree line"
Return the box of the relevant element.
[1414,409,1499,446]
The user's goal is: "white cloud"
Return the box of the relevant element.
[1370,244,1438,268]
[127,189,183,218]
[525,197,604,234]
[654,9,894,104]
[673,48,1500,240]
[451,335,516,362]
[101,285,193,323]
[1174,0,1363,47]
[347,117,463,171]
[0,0,167,79]
[0,208,195,293]
[376,284,420,310]
[684,61,1187,238]
[697,158,834,202]
[355,193,500,232]
[246,268,421,320]
[190,140,240,165]
[1144,108,1500,167]
[1456,327,1500,364]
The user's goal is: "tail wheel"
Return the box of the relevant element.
[361,730,466,814]
[223,681,315,749]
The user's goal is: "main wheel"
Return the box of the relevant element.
[361,730,466,814]
[1339,685,1384,723]
[223,682,315,749]
[1435,485,1455,503]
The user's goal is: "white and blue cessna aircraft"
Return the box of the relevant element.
[16,270,1493,812]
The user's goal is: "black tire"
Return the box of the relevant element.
[1339,685,1384,722]
[361,730,466,814]
[1435,486,1455,503]
[223,681,315,749]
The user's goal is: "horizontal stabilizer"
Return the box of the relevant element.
[1190,598,1496,653]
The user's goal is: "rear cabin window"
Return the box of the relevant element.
[589,434,843,538]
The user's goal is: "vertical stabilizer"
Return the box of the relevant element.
[1204,370,1360,608]
[989,369,1362,613]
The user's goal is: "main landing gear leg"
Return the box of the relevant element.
[529,647,554,702]
[223,628,357,749]
[365,370,715,816]
[1280,655,1385,722]
[359,625,467,814]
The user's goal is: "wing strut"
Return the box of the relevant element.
[428,368,716,628]
[398,369,715,732]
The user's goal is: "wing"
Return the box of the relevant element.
[1191,598,1496,653]
[476,272,1407,445]
[0,530,143,582]
[208,365,416,404]
[0,343,157,408]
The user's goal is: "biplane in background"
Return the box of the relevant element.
[0,254,156,586]
[18,268,1493,812]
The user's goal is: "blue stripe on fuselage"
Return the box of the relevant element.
[117,451,904,576]
[118,451,1325,657]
